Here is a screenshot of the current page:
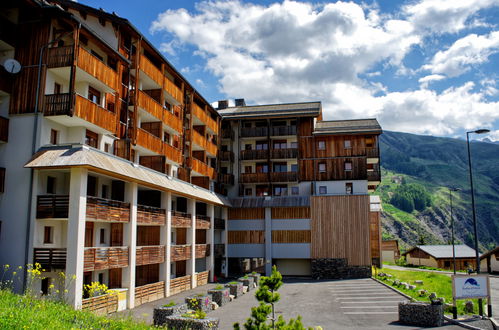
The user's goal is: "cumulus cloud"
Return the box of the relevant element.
[150,0,499,135]
[423,31,499,77]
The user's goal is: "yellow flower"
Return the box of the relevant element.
[18,266,23,270]
[49,284,55,289]
[4,264,9,269]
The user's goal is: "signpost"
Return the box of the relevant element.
[452,274,491,318]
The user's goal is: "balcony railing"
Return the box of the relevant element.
[218,150,234,162]
[36,195,69,219]
[221,128,234,140]
[367,170,381,181]
[196,215,211,229]
[191,103,218,134]
[240,126,267,138]
[214,244,225,257]
[139,54,163,87]
[366,148,379,158]
[195,244,210,258]
[136,245,166,266]
[270,171,298,182]
[270,148,298,159]
[240,172,269,183]
[0,116,9,142]
[164,78,183,104]
[171,244,192,261]
[137,91,182,133]
[271,125,296,136]
[135,281,165,307]
[217,173,234,185]
[214,218,225,230]
[82,292,118,315]
[84,246,129,271]
[137,205,166,225]
[240,149,269,160]
[189,157,216,179]
[74,95,117,133]
[197,270,209,286]
[135,128,182,163]
[86,196,130,223]
[33,248,67,270]
[170,275,191,295]
[47,46,73,68]
[44,93,71,116]
[191,129,217,156]
[171,211,192,228]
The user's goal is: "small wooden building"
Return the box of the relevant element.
[403,245,477,271]
[381,240,400,263]
[480,246,499,274]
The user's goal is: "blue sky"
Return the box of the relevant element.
[79,0,499,140]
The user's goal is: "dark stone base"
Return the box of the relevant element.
[399,302,443,327]
[153,303,188,326]
[311,258,371,279]
[185,295,212,312]
[164,315,219,330]
[207,288,230,307]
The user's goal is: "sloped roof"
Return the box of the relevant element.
[404,245,477,259]
[218,102,321,119]
[25,145,230,206]
[480,246,499,259]
[314,119,382,135]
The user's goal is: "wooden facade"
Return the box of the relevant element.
[228,231,265,244]
[83,247,129,271]
[82,293,118,315]
[228,208,265,220]
[271,207,310,219]
[170,275,191,295]
[369,211,382,266]
[272,230,311,243]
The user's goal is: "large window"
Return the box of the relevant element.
[319,186,327,194]
[346,182,353,194]
[317,140,326,150]
[273,185,287,196]
[291,186,299,195]
[256,141,268,150]
[318,162,326,173]
[85,129,98,148]
[344,140,351,149]
[256,164,268,173]
[88,86,101,104]
[273,163,287,173]
[273,140,287,149]
[344,162,352,171]
[43,226,53,244]
[256,185,269,196]
[47,176,56,194]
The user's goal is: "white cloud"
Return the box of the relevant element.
[423,31,499,77]
[485,130,499,141]
[418,74,446,88]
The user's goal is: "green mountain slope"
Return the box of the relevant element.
[379,131,499,252]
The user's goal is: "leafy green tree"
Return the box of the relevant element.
[390,183,432,213]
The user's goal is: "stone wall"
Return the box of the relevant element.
[311,258,371,279]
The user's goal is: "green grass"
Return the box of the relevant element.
[0,289,158,329]
[376,268,485,315]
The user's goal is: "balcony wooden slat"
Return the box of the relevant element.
[217,173,234,185]
[240,149,269,160]
[270,172,298,182]
[196,215,211,229]
[240,172,269,183]
[82,292,118,315]
[367,170,381,181]
[171,211,192,228]
[270,125,296,136]
[0,116,9,142]
[137,205,166,225]
[86,196,130,223]
[221,128,234,140]
[218,150,234,162]
[134,281,165,307]
[190,157,216,179]
[36,195,69,218]
[170,244,192,262]
[135,245,166,266]
[195,244,210,259]
[164,78,183,104]
[240,126,267,137]
[137,91,182,133]
[136,128,182,163]
[75,95,118,133]
[192,103,218,134]
[196,270,209,286]
[270,148,298,159]
[78,47,119,91]
[170,275,191,295]
[164,142,182,164]
[33,248,67,270]
[84,247,129,272]
[47,46,73,68]
[139,54,163,87]
[44,93,71,116]
[191,129,217,156]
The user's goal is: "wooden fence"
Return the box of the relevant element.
[82,293,118,315]
[196,271,209,286]
[169,275,191,295]
[134,281,165,307]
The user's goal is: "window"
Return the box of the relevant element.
[245,188,252,196]
[245,144,252,150]
[245,166,252,174]
[221,144,228,152]
[291,164,298,172]
[444,261,451,268]
[344,140,351,149]
[365,136,374,148]
[256,185,269,196]
[104,143,111,153]
[101,185,109,199]
[256,141,268,150]
[98,273,104,284]
[47,176,56,194]
[88,86,101,104]
[41,278,50,295]
[273,163,287,173]
[319,186,327,194]
[100,228,106,244]
[290,141,298,149]
[43,226,53,244]
[273,185,287,196]
[345,182,353,194]
[50,129,58,145]
[344,162,352,171]
[107,101,115,113]
[85,130,98,148]
[256,164,268,173]
[221,166,228,174]
[291,186,299,195]
[273,140,287,149]
[243,122,252,128]
[54,82,61,94]
[318,163,326,173]
[318,140,326,150]
[90,50,104,62]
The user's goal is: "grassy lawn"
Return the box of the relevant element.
[0,289,158,329]
[375,268,484,315]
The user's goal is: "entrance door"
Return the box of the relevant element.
[84,222,94,247]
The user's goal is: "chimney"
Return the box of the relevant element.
[217,100,228,110]
[235,98,246,107]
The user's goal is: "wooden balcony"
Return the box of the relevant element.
[47,46,73,68]
[164,78,183,104]
[214,218,225,230]
[366,148,379,158]
[191,129,217,156]
[217,173,234,185]
[270,172,298,182]
[170,275,191,295]
[271,125,296,136]
[84,246,129,271]
[164,142,182,164]
[43,93,71,116]
[270,148,298,159]
[135,245,166,266]
[139,54,163,87]
[86,196,130,223]
[195,244,210,258]
[137,91,182,133]
[136,128,182,163]
[135,281,165,307]
[219,150,234,162]
[196,215,211,229]
[191,103,218,134]
[240,126,267,138]
[171,244,192,261]
[36,195,69,219]
[171,211,192,228]
[221,128,234,140]
[74,95,118,133]
[0,116,9,142]
[367,170,381,182]
[33,248,66,270]
[196,270,209,286]
[214,244,225,257]
[190,157,216,179]
[82,292,118,315]
[137,205,166,225]
[240,172,269,183]
[240,149,269,160]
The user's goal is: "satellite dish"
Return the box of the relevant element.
[3,59,21,74]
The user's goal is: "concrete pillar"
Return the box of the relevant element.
[65,167,88,309]
[123,182,137,309]
[187,199,196,288]
[264,207,272,276]
[161,191,172,297]
[222,207,229,277]
[207,204,215,282]
[26,170,39,276]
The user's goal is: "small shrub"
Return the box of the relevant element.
[163,301,176,307]
[182,309,207,320]
[214,285,224,290]
[229,281,239,285]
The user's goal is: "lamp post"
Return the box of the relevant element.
[448,187,460,275]
[466,128,490,317]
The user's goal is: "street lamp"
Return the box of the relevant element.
[448,187,460,275]
[466,128,490,317]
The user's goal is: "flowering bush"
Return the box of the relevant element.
[84,282,110,298]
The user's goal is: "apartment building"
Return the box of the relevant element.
[217,101,382,278]
[0,0,382,313]
[0,0,227,309]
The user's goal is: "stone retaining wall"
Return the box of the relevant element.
[311,258,371,279]
[399,302,443,327]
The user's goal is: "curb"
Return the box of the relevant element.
[371,277,413,300]
[490,318,498,330]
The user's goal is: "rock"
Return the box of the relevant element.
[207,288,230,307]
[253,282,257,288]
[404,285,410,290]
[311,258,371,279]
[429,292,437,300]
[386,274,393,278]
[224,282,244,298]
[414,280,423,285]
[464,301,474,314]
[393,280,400,286]
[211,302,219,310]
[163,315,219,330]
[238,276,255,291]
[401,282,408,287]
[153,303,189,326]
[408,285,416,290]
[229,294,235,301]
[242,286,248,293]
[418,290,428,297]
[444,303,454,313]
[437,297,445,304]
